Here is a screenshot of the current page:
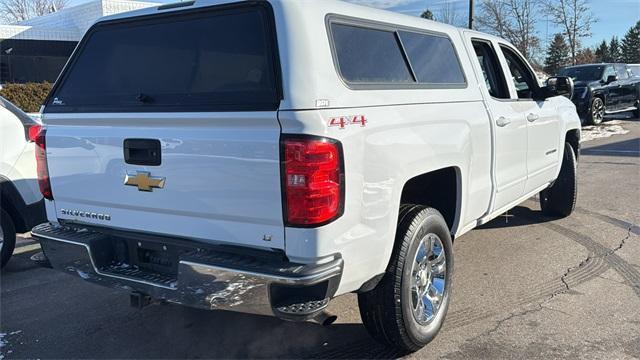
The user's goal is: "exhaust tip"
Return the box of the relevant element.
[312,311,337,327]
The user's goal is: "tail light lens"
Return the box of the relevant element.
[282,136,344,227]
[26,124,41,142]
[34,128,53,200]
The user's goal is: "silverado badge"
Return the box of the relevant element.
[124,171,166,192]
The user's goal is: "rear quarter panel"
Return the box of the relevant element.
[280,99,491,295]
[274,1,493,294]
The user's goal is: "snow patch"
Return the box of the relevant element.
[581,121,629,143]
[0,331,21,360]
[76,270,90,279]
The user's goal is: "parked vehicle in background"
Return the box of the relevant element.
[559,63,640,124]
[0,97,46,268]
[31,0,581,352]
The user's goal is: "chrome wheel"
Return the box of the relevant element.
[592,98,605,123]
[410,233,446,325]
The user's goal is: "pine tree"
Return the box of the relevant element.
[420,9,434,20]
[544,33,571,75]
[609,36,622,62]
[575,48,596,65]
[594,40,609,63]
[621,21,640,63]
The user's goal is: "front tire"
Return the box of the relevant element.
[1,208,17,269]
[358,206,453,352]
[587,97,605,125]
[540,143,578,218]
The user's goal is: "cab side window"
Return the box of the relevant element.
[471,40,509,99]
[500,46,538,99]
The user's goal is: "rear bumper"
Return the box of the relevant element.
[32,223,342,321]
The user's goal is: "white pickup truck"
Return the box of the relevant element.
[32,0,581,351]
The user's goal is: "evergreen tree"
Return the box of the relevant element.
[545,33,571,75]
[420,9,434,20]
[621,21,640,63]
[609,36,622,62]
[575,48,596,65]
[594,40,609,63]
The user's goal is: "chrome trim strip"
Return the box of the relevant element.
[178,260,342,286]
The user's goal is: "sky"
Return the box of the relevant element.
[347,0,639,49]
[63,0,639,49]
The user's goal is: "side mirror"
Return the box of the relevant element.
[544,76,574,100]
[605,75,618,84]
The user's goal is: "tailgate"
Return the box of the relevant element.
[41,2,285,249]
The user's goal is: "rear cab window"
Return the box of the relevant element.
[44,3,281,113]
[328,17,466,89]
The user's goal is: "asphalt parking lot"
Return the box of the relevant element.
[1,117,639,359]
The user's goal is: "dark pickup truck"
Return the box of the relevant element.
[559,63,640,125]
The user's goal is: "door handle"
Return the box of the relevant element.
[496,117,511,127]
[527,113,540,122]
[124,139,162,166]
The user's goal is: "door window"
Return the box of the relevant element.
[603,66,617,81]
[615,64,630,80]
[500,46,538,99]
[471,40,509,99]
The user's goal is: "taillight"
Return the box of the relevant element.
[27,124,41,142]
[34,128,53,200]
[282,136,344,227]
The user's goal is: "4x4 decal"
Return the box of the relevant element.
[328,115,367,129]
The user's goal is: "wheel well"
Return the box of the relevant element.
[593,93,605,105]
[565,129,580,161]
[0,180,28,232]
[400,167,459,232]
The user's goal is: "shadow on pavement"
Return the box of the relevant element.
[478,205,555,230]
[1,246,404,360]
[581,138,640,158]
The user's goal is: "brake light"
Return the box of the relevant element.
[282,136,344,226]
[34,128,53,200]
[27,124,41,142]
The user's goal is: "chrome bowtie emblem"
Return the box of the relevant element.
[124,171,166,192]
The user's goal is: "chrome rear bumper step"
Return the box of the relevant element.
[32,223,342,319]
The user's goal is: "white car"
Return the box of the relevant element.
[31,0,581,351]
[0,96,46,268]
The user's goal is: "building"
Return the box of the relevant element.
[0,0,158,84]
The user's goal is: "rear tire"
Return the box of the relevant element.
[358,206,453,352]
[1,208,17,269]
[540,143,577,218]
[586,97,605,125]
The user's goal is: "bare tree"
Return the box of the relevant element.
[0,0,30,22]
[543,0,597,65]
[0,0,66,23]
[476,0,510,38]
[476,0,541,59]
[437,1,460,26]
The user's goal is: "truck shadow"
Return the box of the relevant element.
[477,205,555,230]
[581,138,640,158]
